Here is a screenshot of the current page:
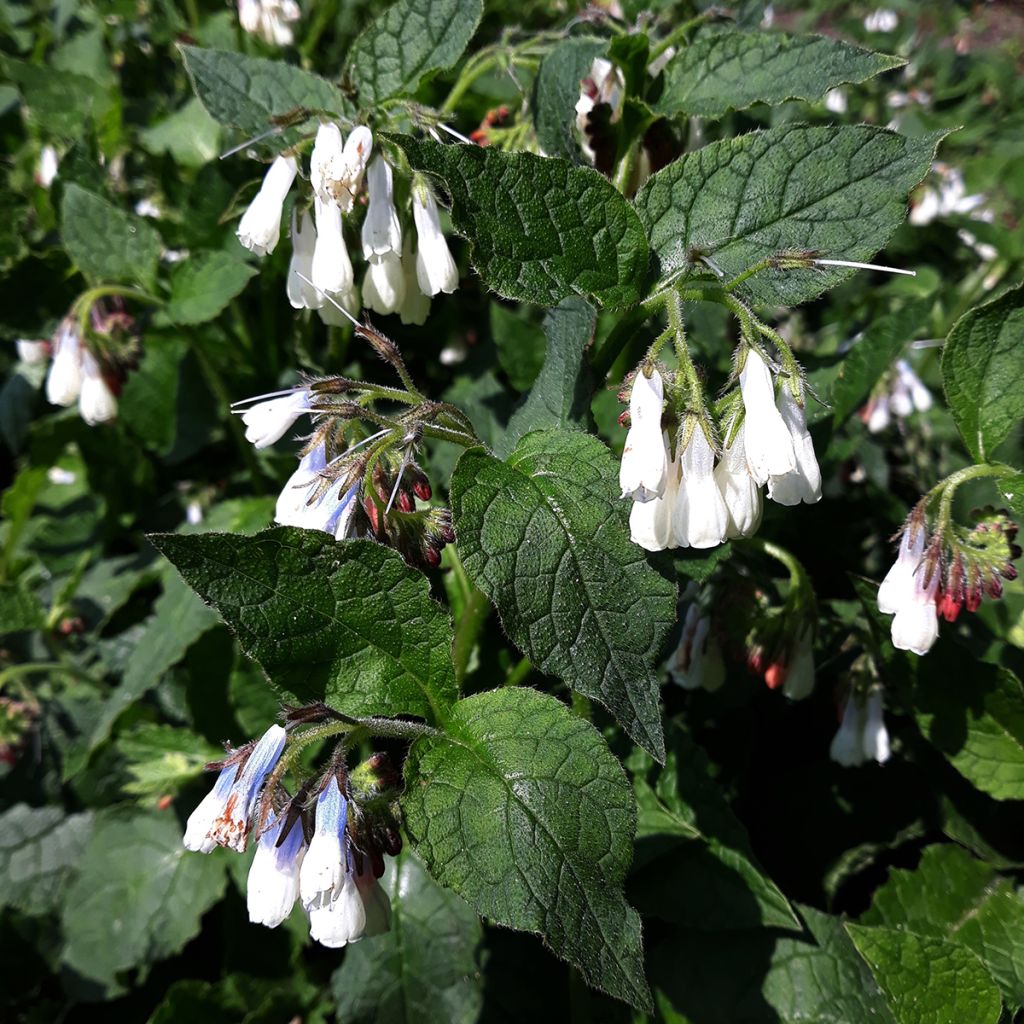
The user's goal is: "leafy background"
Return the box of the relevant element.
[2,1,1024,1022]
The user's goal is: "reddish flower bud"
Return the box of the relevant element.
[363,495,380,534]
[397,489,415,514]
[938,588,962,622]
[422,544,442,568]
[764,662,787,690]
[382,826,403,857]
[411,473,432,501]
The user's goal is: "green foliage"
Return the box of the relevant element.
[156,252,258,327]
[532,37,607,162]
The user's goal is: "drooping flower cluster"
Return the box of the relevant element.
[238,0,300,46]
[184,721,399,948]
[621,349,820,553]
[861,358,933,433]
[878,505,1020,656]
[236,123,458,326]
[830,689,891,767]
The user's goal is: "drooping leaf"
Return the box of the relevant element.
[139,97,222,168]
[390,135,650,309]
[656,30,902,118]
[118,337,189,454]
[634,124,945,307]
[942,282,1024,462]
[347,0,483,106]
[155,251,257,327]
[532,36,607,163]
[846,923,1002,1024]
[331,849,484,1024]
[402,687,651,1010]
[62,185,162,290]
[450,430,676,759]
[499,296,597,456]
[150,530,457,724]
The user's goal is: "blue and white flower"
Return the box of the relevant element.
[300,777,349,911]
[247,811,306,928]
[237,389,311,449]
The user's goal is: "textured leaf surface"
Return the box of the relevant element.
[402,687,650,1010]
[155,251,257,326]
[62,185,162,290]
[181,46,348,140]
[861,843,1024,1007]
[0,805,93,915]
[942,282,1024,462]
[119,337,188,454]
[499,296,596,457]
[656,30,902,118]
[348,0,483,105]
[151,530,456,723]
[533,36,606,162]
[331,849,484,1024]
[0,581,45,632]
[450,430,676,758]
[634,124,943,307]
[61,809,228,990]
[392,135,650,309]
[847,924,1002,1024]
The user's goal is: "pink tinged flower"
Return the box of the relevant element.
[311,196,354,297]
[247,812,306,928]
[398,237,431,326]
[890,561,940,656]
[237,154,298,257]
[16,339,48,365]
[45,322,83,407]
[781,628,815,700]
[183,763,239,853]
[673,425,728,549]
[672,613,725,692]
[362,253,406,316]
[205,725,287,852]
[412,186,458,297]
[241,389,311,449]
[767,388,821,506]
[862,691,891,764]
[238,0,261,34]
[830,698,867,767]
[877,526,925,615]
[308,872,366,948]
[287,209,322,310]
[714,423,762,539]
[78,351,118,426]
[630,447,678,551]
[738,349,795,485]
[362,156,402,261]
[619,369,668,502]
[299,778,349,911]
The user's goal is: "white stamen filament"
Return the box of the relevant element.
[384,447,414,516]
[813,258,916,277]
[436,122,476,146]
[293,271,361,327]
[220,127,284,160]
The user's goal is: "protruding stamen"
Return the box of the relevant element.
[813,258,916,277]
[293,271,361,327]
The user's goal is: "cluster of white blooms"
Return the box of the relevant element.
[238,0,300,46]
[236,123,458,327]
[863,8,899,32]
[185,725,391,946]
[622,350,820,553]
[830,690,891,767]
[909,163,989,227]
[862,358,933,433]
[877,524,939,656]
[668,602,726,693]
[42,320,118,426]
[575,58,625,164]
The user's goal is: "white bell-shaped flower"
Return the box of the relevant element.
[78,350,118,426]
[311,123,344,203]
[311,197,354,298]
[355,865,392,938]
[286,209,322,310]
[894,359,932,412]
[670,612,726,692]
[865,394,891,433]
[413,186,458,296]
[183,763,238,853]
[619,369,667,502]
[782,628,815,700]
[714,422,762,538]
[398,237,431,325]
[739,349,795,485]
[362,253,406,316]
[308,872,367,947]
[767,387,821,506]
[237,154,297,257]
[241,389,311,449]
[46,322,83,407]
[877,525,925,615]
[16,339,48,364]
[247,813,306,928]
[275,445,327,526]
[890,562,940,656]
[630,445,678,551]
[673,424,728,549]
[300,779,349,910]
[317,283,361,326]
[361,156,402,261]
[830,698,867,767]
[862,691,891,764]
[312,124,372,213]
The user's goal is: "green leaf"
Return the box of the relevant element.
[490,302,547,392]
[0,805,93,916]
[656,30,902,119]
[402,687,651,1010]
[347,0,483,106]
[390,135,650,309]
[846,924,1002,1024]
[499,297,596,457]
[627,727,799,931]
[634,124,945,308]
[116,724,223,800]
[450,430,676,758]
[180,45,349,141]
[0,56,104,137]
[331,849,484,1024]
[61,185,162,290]
[942,282,1024,462]
[155,251,257,326]
[61,809,228,992]
[119,337,189,454]
[139,97,222,168]
[996,469,1024,521]
[532,36,606,163]
[0,581,45,633]
[150,530,457,724]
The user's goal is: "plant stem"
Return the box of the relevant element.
[930,462,1012,533]
[666,290,703,409]
[503,656,533,687]
[649,11,715,60]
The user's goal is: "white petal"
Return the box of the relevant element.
[739,349,795,484]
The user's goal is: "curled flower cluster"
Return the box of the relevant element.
[184,723,398,947]
[830,689,891,767]
[621,349,820,553]
[878,506,1020,656]
[236,123,458,326]
[41,312,125,426]
[862,358,933,433]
